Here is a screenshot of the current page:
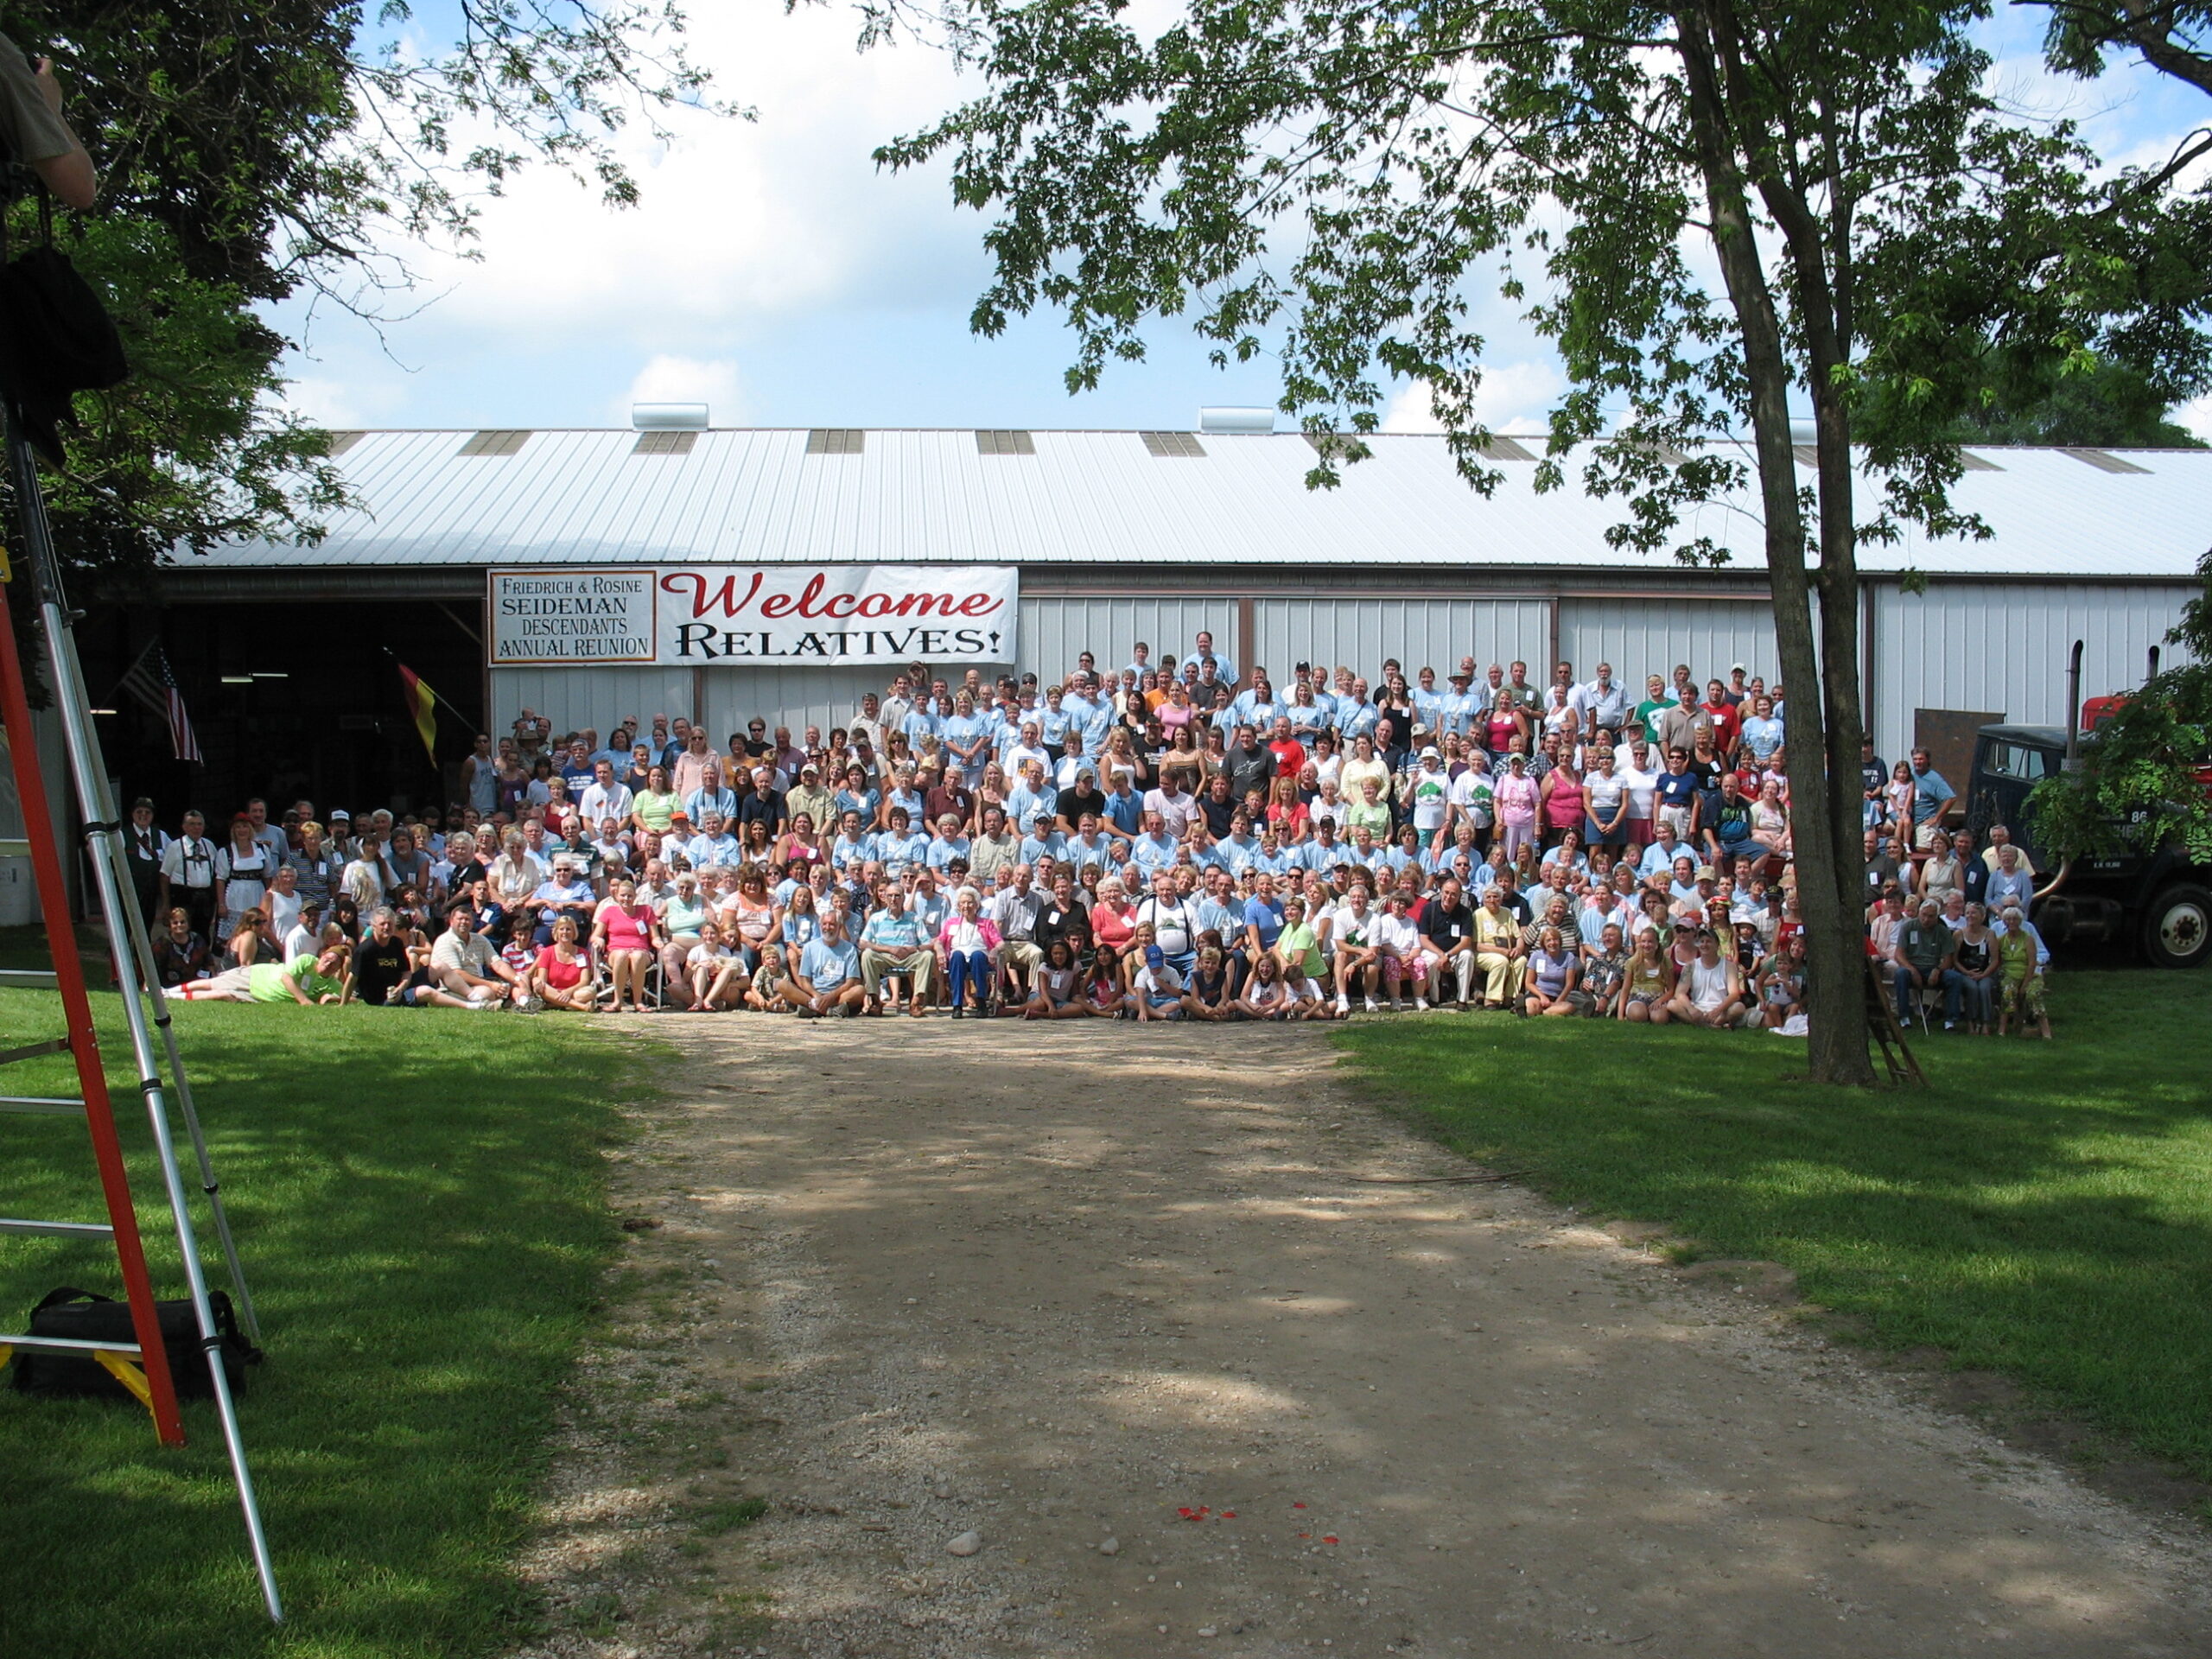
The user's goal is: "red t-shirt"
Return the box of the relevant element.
[535,945,586,990]
[1268,737,1308,776]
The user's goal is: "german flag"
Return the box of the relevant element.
[396,661,442,766]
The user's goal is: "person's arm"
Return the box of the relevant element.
[22,56,95,209]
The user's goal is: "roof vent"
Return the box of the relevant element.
[632,403,708,430]
[1198,406,1276,435]
[976,429,1036,455]
[2059,447,2152,474]
[1475,435,1536,461]
[632,429,697,456]
[321,430,365,457]
[1141,431,1207,458]
[805,429,864,454]
[459,429,530,457]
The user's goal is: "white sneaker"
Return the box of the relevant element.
[1363,996,1380,1013]
[1335,995,1351,1014]
[1415,995,1431,1012]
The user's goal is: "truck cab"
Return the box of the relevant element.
[1967,723,2211,969]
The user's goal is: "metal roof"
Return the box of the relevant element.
[179,429,2212,578]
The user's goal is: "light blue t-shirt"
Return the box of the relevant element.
[861,909,924,950]
[799,936,859,989]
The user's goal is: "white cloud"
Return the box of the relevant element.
[614,354,745,424]
[1381,363,1562,435]
[396,3,982,346]
[2180,394,2212,444]
[268,375,407,429]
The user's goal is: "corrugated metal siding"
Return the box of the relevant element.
[1017,595,1238,684]
[184,429,2212,578]
[1255,598,1550,680]
[702,666,887,746]
[1558,599,1779,696]
[491,666,697,742]
[1868,582,2196,764]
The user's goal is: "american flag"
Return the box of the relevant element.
[117,642,202,765]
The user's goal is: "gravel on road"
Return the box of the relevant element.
[510,1019,2212,1659]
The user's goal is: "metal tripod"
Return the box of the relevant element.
[0,422,282,1619]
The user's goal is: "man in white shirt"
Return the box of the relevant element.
[849,693,889,755]
[281,899,327,963]
[1003,719,1051,779]
[1136,868,1199,974]
[577,760,634,829]
[1144,772,1202,841]
[428,905,525,1006]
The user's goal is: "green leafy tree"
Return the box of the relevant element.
[2030,550,2212,864]
[0,1,727,588]
[878,0,2201,1082]
[1948,359,2207,447]
[2037,0,2212,99]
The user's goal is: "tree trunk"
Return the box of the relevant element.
[1678,2,1877,1084]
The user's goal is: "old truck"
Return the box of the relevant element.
[1962,700,2211,969]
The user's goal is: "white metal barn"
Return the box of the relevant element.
[172,419,2209,765]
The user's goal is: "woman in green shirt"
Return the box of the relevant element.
[631,766,679,835]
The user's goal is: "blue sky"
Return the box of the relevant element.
[272,2,2212,439]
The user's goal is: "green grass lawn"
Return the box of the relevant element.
[0,978,652,1658]
[1336,969,2212,1487]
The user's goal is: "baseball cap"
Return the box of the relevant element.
[1421,745,1441,760]
[328,808,351,822]
[1144,944,1165,968]
[1695,864,1719,880]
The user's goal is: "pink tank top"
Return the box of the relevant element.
[601,902,651,952]
[1544,776,1585,828]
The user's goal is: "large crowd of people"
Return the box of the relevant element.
[122,639,2054,1036]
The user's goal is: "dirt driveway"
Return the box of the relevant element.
[516,1020,2211,1658]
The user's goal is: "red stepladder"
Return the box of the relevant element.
[0,423,282,1620]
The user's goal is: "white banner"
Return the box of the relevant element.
[490,565,1019,667]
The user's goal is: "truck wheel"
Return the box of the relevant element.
[2144,884,2212,969]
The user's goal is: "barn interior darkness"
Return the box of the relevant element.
[80,601,484,819]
